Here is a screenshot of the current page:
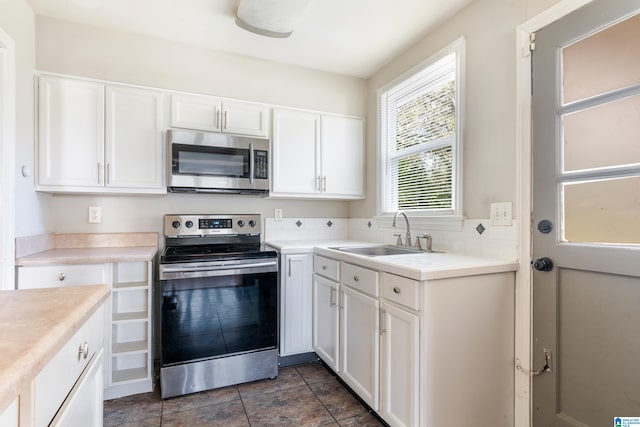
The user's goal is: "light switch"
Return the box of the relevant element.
[274,209,283,222]
[490,202,512,226]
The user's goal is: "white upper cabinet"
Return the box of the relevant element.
[170,93,269,137]
[37,75,165,194]
[321,114,365,198]
[271,107,365,199]
[38,76,105,188]
[106,86,164,189]
[272,108,320,195]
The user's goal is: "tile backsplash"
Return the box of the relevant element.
[265,217,517,259]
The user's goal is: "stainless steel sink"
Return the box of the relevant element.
[330,245,443,256]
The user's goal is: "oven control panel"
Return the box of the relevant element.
[164,214,261,236]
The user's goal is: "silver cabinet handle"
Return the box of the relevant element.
[316,176,322,191]
[216,110,221,129]
[393,287,401,294]
[379,308,386,336]
[78,342,89,360]
[330,287,336,307]
[288,258,292,277]
[224,110,228,129]
[97,163,101,184]
[322,176,327,192]
[58,273,66,281]
[322,265,327,270]
[106,162,110,184]
[353,275,359,282]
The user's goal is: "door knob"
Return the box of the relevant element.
[533,257,554,272]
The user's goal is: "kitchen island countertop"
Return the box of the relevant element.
[0,285,110,412]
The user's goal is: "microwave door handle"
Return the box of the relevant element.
[249,143,255,184]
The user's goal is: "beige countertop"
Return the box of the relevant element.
[0,285,110,412]
[15,246,158,267]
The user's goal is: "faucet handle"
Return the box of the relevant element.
[419,234,433,252]
[393,233,403,246]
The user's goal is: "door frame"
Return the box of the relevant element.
[0,25,15,290]
[514,0,595,425]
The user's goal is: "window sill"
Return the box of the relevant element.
[374,215,464,232]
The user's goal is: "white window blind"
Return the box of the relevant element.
[379,41,462,216]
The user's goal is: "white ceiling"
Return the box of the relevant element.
[25,0,473,78]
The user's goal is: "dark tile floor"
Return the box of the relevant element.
[104,362,385,427]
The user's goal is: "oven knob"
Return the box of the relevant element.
[237,220,245,228]
[172,220,181,229]
[185,220,193,228]
[249,220,256,228]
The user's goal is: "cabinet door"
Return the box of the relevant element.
[380,302,419,427]
[50,349,104,427]
[171,93,221,132]
[38,76,104,187]
[106,86,164,190]
[321,115,365,198]
[341,286,379,410]
[272,108,320,195]
[280,254,312,356]
[222,100,269,137]
[312,274,340,371]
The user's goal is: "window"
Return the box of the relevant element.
[379,38,463,216]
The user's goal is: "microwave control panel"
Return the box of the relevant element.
[254,151,268,179]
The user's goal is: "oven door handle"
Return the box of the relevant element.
[249,143,255,184]
[161,260,277,273]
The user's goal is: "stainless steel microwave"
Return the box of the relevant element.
[167,129,270,194]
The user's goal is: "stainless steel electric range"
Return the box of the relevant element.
[159,214,278,399]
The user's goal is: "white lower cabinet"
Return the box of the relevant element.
[16,260,154,401]
[0,398,18,427]
[340,285,379,410]
[312,274,340,371]
[50,349,104,427]
[280,253,313,356]
[311,255,515,427]
[380,301,419,427]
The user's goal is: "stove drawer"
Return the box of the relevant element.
[17,264,107,289]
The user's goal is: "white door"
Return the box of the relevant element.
[532,2,640,426]
[272,108,320,195]
[38,76,104,187]
[380,301,419,427]
[280,254,312,356]
[340,285,379,410]
[312,274,340,371]
[105,85,164,190]
[321,115,365,197]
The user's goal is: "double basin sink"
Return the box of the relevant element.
[330,245,444,257]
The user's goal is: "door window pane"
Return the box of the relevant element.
[563,177,640,244]
[562,13,640,104]
[563,93,640,172]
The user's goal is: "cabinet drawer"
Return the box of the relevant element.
[341,262,379,297]
[313,256,339,281]
[382,273,420,311]
[35,305,104,427]
[17,264,106,289]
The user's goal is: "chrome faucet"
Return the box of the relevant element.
[392,211,411,247]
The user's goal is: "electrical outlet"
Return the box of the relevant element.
[490,202,512,226]
[274,209,283,222]
[89,206,102,224]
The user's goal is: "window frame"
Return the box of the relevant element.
[377,38,465,223]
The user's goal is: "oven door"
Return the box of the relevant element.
[160,265,278,367]
[168,129,269,193]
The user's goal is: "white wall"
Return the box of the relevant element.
[34,17,367,235]
[349,0,563,220]
[0,0,53,237]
